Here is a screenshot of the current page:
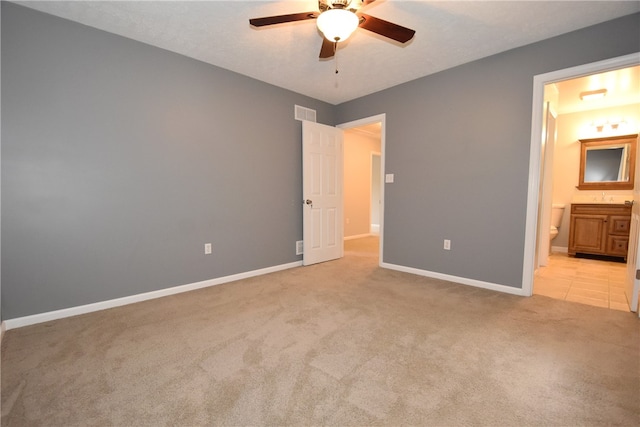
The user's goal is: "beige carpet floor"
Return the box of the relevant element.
[2,236,639,426]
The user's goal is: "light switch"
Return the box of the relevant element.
[385,173,394,183]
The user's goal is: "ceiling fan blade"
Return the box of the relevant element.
[249,11,319,27]
[358,13,415,43]
[319,38,336,59]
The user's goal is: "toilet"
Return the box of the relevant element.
[550,204,565,242]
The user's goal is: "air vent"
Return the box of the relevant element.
[295,105,316,122]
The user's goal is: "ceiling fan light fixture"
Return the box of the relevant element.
[316,8,359,42]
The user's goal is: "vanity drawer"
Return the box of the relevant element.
[607,236,629,257]
[609,216,631,235]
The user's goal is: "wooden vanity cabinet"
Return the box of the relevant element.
[568,203,632,259]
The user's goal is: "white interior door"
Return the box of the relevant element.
[537,103,557,268]
[626,208,639,312]
[302,121,344,266]
[625,138,640,313]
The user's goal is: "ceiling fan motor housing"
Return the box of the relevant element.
[329,0,351,9]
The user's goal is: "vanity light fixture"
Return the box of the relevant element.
[579,88,607,101]
[588,118,630,135]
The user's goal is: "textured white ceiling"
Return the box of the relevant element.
[17,0,640,105]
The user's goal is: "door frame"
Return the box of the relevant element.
[522,52,640,298]
[338,114,386,265]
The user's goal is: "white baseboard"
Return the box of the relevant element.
[551,246,568,254]
[380,262,528,297]
[4,261,303,330]
[1,321,5,343]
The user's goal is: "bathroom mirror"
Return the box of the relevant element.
[577,134,637,190]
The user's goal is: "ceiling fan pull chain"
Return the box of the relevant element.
[334,42,339,74]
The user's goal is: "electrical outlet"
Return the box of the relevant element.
[296,240,304,255]
[204,243,212,255]
[443,239,451,250]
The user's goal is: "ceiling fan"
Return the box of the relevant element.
[249,0,416,59]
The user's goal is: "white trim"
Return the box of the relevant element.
[381,262,528,296]
[551,246,568,254]
[523,52,640,297]
[1,322,6,343]
[338,114,386,266]
[4,261,302,330]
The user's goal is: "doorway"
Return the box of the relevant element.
[523,53,640,313]
[339,114,386,264]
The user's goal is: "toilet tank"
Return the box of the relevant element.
[551,204,565,228]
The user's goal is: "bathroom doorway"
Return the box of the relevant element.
[526,54,640,312]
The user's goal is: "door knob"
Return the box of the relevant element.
[304,199,313,207]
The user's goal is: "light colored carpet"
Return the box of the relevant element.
[2,236,639,426]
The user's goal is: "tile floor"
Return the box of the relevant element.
[534,252,630,311]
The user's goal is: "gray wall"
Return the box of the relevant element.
[1,3,335,320]
[336,13,640,288]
